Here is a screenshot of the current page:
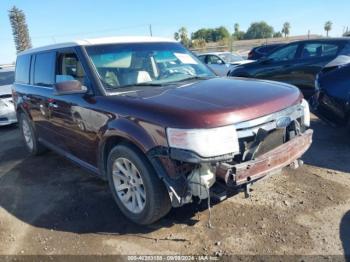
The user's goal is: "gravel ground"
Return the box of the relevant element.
[0,115,349,258]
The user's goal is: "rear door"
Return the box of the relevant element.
[294,41,341,97]
[29,51,60,145]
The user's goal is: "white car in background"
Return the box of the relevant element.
[198,52,253,76]
[0,66,17,126]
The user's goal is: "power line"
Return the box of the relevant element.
[32,24,149,39]
[0,24,150,41]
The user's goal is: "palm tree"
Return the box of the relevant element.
[178,27,188,40]
[324,21,333,37]
[8,6,32,53]
[281,22,291,38]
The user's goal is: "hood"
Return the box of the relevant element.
[106,77,302,128]
[325,55,350,68]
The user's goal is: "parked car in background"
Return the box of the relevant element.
[197,52,253,76]
[13,37,312,225]
[248,43,284,60]
[0,66,17,126]
[228,38,350,98]
[311,54,350,127]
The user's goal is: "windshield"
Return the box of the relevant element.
[0,71,15,86]
[218,53,243,63]
[85,42,215,92]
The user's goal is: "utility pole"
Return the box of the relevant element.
[149,24,153,37]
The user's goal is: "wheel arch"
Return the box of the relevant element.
[16,104,32,120]
[98,119,166,178]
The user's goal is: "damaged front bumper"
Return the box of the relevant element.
[147,129,313,207]
[216,129,313,186]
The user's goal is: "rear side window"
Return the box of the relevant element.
[322,44,339,56]
[15,55,31,84]
[301,43,339,59]
[34,52,55,87]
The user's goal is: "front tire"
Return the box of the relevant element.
[19,113,47,155]
[107,144,171,225]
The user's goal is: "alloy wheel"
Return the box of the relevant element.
[22,118,33,150]
[112,157,146,214]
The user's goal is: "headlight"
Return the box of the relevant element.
[166,125,239,158]
[301,99,310,127]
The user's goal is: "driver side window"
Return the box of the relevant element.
[56,53,86,85]
[268,44,298,62]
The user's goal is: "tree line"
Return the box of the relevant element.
[175,21,335,48]
[6,5,337,54]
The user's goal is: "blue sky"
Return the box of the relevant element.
[1,0,349,63]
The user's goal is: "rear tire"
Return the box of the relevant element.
[18,113,47,155]
[107,144,171,225]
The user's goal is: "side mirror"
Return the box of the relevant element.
[54,80,87,96]
[217,60,224,65]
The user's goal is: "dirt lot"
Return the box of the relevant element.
[0,115,349,258]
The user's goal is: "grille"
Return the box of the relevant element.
[235,103,304,139]
[232,103,305,162]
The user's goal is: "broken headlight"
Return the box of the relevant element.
[166,125,239,158]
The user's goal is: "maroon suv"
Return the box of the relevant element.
[13,37,313,224]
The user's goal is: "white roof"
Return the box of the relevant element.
[19,36,177,56]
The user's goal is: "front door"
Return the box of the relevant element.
[48,48,102,168]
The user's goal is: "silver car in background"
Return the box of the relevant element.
[197,52,253,76]
[0,66,17,126]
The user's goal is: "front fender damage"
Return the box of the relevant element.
[147,129,313,208]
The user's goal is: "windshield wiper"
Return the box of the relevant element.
[176,75,213,82]
[118,82,164,88]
